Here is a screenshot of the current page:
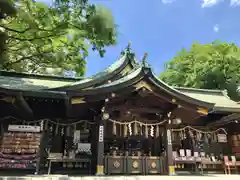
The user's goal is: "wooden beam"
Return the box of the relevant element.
[106,106,163,114]
[71,97,85,104]
[207,113,240,127]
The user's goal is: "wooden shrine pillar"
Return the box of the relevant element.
[90,121,97,174]
[165,119,175,175]
[96,110,108,175]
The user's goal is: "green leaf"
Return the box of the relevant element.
[160,41,240,100]
[0,0,117,76]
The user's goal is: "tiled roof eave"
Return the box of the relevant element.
[212,106,240,113]
[0,87,67,99]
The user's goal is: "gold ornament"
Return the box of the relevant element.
[151,162,157,168]
[132,161,139,168]
[113,161,120,168]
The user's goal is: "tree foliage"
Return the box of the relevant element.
[0,0,116,76]
[160,41,240,101]
[0,0,16,61]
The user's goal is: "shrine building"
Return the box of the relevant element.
[0,43,239,175]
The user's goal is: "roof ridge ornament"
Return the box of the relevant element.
[120,42,139,66]
[141,53,150,68]
[126,42,133,55]
[120,42,132,56]
[127,42,131,49]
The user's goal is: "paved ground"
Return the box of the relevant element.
[0,175,239,180]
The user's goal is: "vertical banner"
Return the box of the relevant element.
[167,129,172,145]
[99,125,104,142]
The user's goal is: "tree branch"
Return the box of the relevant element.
[3,55,34,69]
[8,32,65,41]
[0,25,30,33]
[3,52,51,69]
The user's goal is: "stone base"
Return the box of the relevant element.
[95,172,105,176]
[0,174,237,180]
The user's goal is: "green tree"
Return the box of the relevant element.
[0,0,116,76]
[0,0,16,62]
[160,41,240,101]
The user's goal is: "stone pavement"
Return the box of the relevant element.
[0,175,239,180]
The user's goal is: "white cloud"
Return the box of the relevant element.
[161,0,176,4]
[213,24,219,32]
[201,0,222,8]
[161,0,240,7]
[230,0,240,6]
[201,0,240,8]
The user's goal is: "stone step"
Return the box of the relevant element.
[0,175,239,180]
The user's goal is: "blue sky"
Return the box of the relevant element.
[40,0,240,77]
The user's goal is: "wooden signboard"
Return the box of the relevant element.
[217,134,227,143]
[8,125,41,132]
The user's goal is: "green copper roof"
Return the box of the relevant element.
[93,67,143,89]
[70,53,130,86]
[0,75,72,90]
[0,46,139,91]
[176,87,240,112]
[0,45,239,112]
[79,64,240,112]
[78,65,213,109]
[54,47,140,90]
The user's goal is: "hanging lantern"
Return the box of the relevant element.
[102,112,110,120]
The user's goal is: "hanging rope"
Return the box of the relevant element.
[172,126,227,134]
[108,119,227,134]
[1,116,227,134]
[108,118,167,126]
[0,116,96,126]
